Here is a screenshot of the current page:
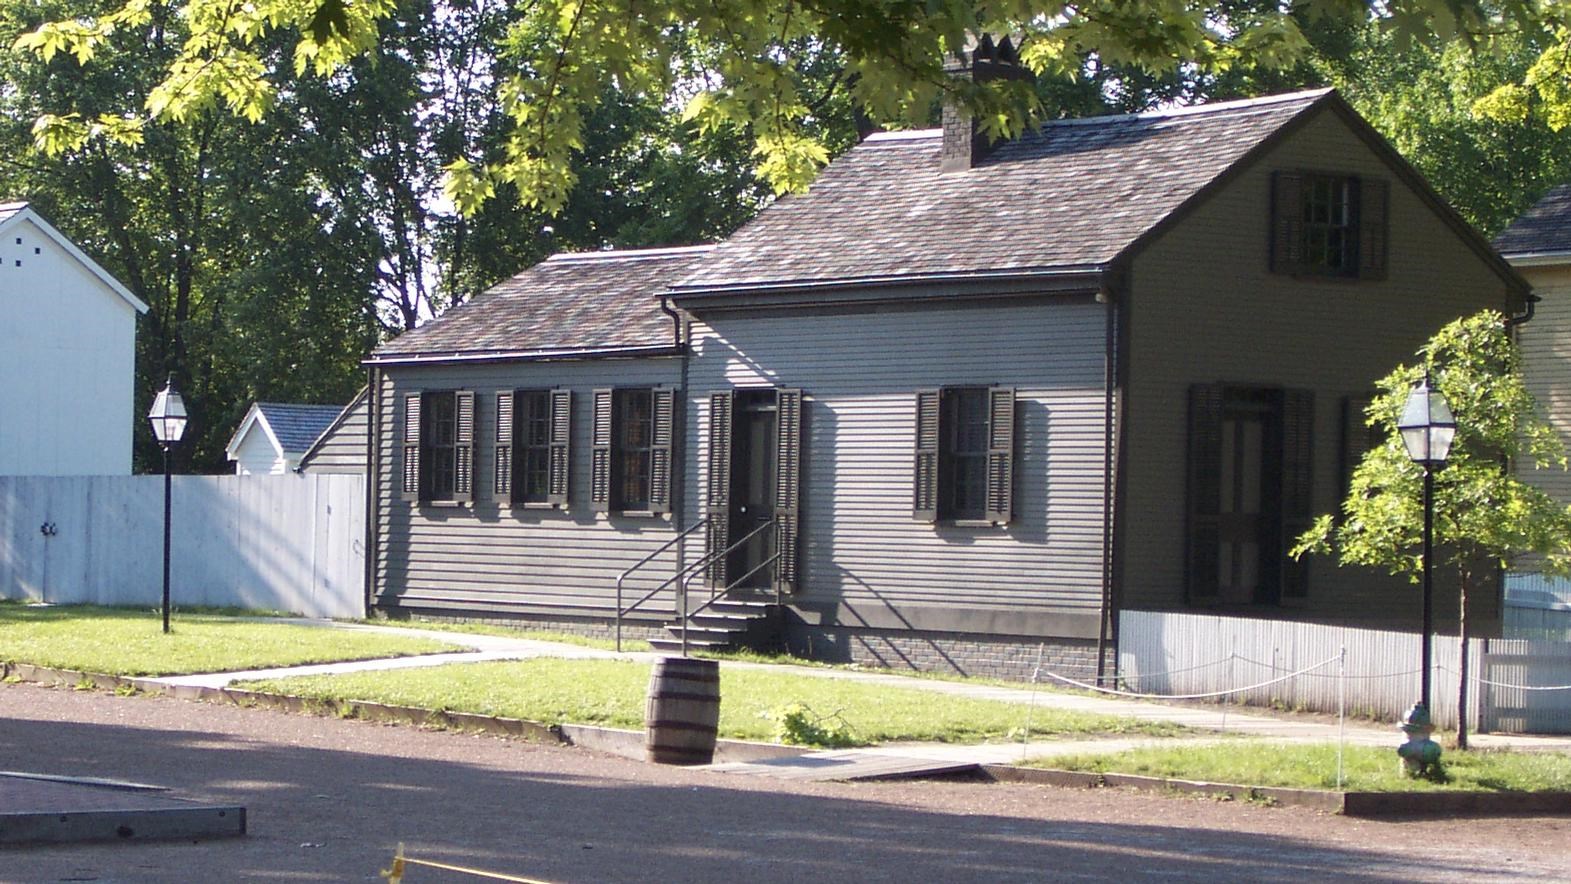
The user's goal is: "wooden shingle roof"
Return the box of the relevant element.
[672,89,1332,294]
[371,245,711,361]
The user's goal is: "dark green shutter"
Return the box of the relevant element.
[400,393,422,501]
[1340,393,1375,505]
[1280,389,1315,600]
[913,389,941,522]
[1186,384,1224,601]
[774,388,803,593]
[548,388,572,507]
[1271,171,1305,275]
[590,388,613,512]
[494,391,514,505]
[1358,178,1389,281]
[985,387,1016,524]
[453,390,475,503]
[705,391,733,587]
[649,389,676,514]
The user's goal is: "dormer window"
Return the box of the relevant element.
[1271,171,1388,280]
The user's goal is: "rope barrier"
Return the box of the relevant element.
[1437,664,1571,692]
[382,844,553,884]
[1043,654,1342,700]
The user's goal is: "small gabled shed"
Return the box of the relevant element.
[226,402,347,475]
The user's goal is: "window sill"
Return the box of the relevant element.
[611,510,668,520]
[514,502,564,511]
[417,500,468,509]
[948,519,1005,528]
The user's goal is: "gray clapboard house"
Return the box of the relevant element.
[364,76,1526,678]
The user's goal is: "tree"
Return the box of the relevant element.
[14,0,1554,214]
[1294,311,1571,747]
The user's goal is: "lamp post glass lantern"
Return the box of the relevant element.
[148,376,187,634]
[1394,374,1453,775]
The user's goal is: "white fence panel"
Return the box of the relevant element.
[0,474,365,618]
[1115,610,1565,732]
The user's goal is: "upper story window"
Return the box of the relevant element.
[400,390,475,504]
[1271,171,1388,281]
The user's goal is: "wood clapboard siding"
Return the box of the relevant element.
[1515,264,1571,510]
[299,391,369,474]
[683,300,1109,631]
[372,358,684,618]
[1124,105,1513,628]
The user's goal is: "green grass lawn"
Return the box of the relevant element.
[0,603,458,676]
[236,657,1187,746]
[1034,741,1571,792]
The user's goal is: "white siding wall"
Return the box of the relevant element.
[0,219,138,476]
[231,429,288,475]
[684,299,1109,637]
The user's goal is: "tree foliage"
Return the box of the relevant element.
[1295,311,1571,584]
[16,0,1556,214]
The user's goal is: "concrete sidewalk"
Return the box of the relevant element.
[144,617,1571,767]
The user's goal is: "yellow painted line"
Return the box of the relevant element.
[382,843,553,884]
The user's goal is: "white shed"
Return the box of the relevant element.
[225,402,346,475]
[0,202,147,475]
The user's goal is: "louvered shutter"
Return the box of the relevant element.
[548,388,572,507]
[590,388,613,512]
[1357,178,1389,281]
[494,391,514,504]
[1341,393,1375,505]
[985,387,1016,524]
[1271,171,1305,274]
[453,390,475,503]
[648,389,676,514]
[1280,389,1315,600]
[774,389,803,593]
[400,393,422,501]
[1186,384,1224,601]
[913,389,941,522]
[705,391,734,587]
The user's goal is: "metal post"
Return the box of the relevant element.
[1421,465,1434,711]
[161,444,172,635]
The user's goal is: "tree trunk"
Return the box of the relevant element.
[1457,568,1470,750]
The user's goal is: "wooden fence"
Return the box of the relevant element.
[1119,610,1571,734]
[0,474,365,619]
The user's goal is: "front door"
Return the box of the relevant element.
[727,390,777,589]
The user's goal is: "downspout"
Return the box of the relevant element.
[1095,283,1118,686]
[1504,291,1540,329]
[660,295,683,349]
[664,295,690,599]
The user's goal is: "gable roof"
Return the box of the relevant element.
[672,90,1332,295]
[0,201,149,313]
[370,245,712,363]
[297,386,368,468]
[1495,183,1571,262]
[226,402,348,462]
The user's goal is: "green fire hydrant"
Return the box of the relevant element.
[1397,702,1442,778]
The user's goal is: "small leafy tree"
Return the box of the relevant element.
[1294,310,1571,748]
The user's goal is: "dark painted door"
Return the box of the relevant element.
[1217,392,1283,605]
[728,390,777,589]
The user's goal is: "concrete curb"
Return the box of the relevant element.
[982,765,1571,817]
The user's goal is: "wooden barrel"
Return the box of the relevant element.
[645,657,721,765]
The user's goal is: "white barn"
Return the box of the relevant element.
[0,202,146,476]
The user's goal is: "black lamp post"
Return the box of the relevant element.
[148,375,188,634]
[1396,373,1455,712]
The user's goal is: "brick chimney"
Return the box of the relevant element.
[941,35,1033,173]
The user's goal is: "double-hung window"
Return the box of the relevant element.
[1271,171,1388,280]
[913,386,1015,525]
[400,390,475,504]
[590,387,675,514]
[493,389,571,506]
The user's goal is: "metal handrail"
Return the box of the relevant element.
[615,517,708,651]
[679,520,778,656]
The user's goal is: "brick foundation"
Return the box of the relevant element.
[373,608,668,645]
[785,624,1111,684]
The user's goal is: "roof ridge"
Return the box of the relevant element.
[545,244,715,263]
